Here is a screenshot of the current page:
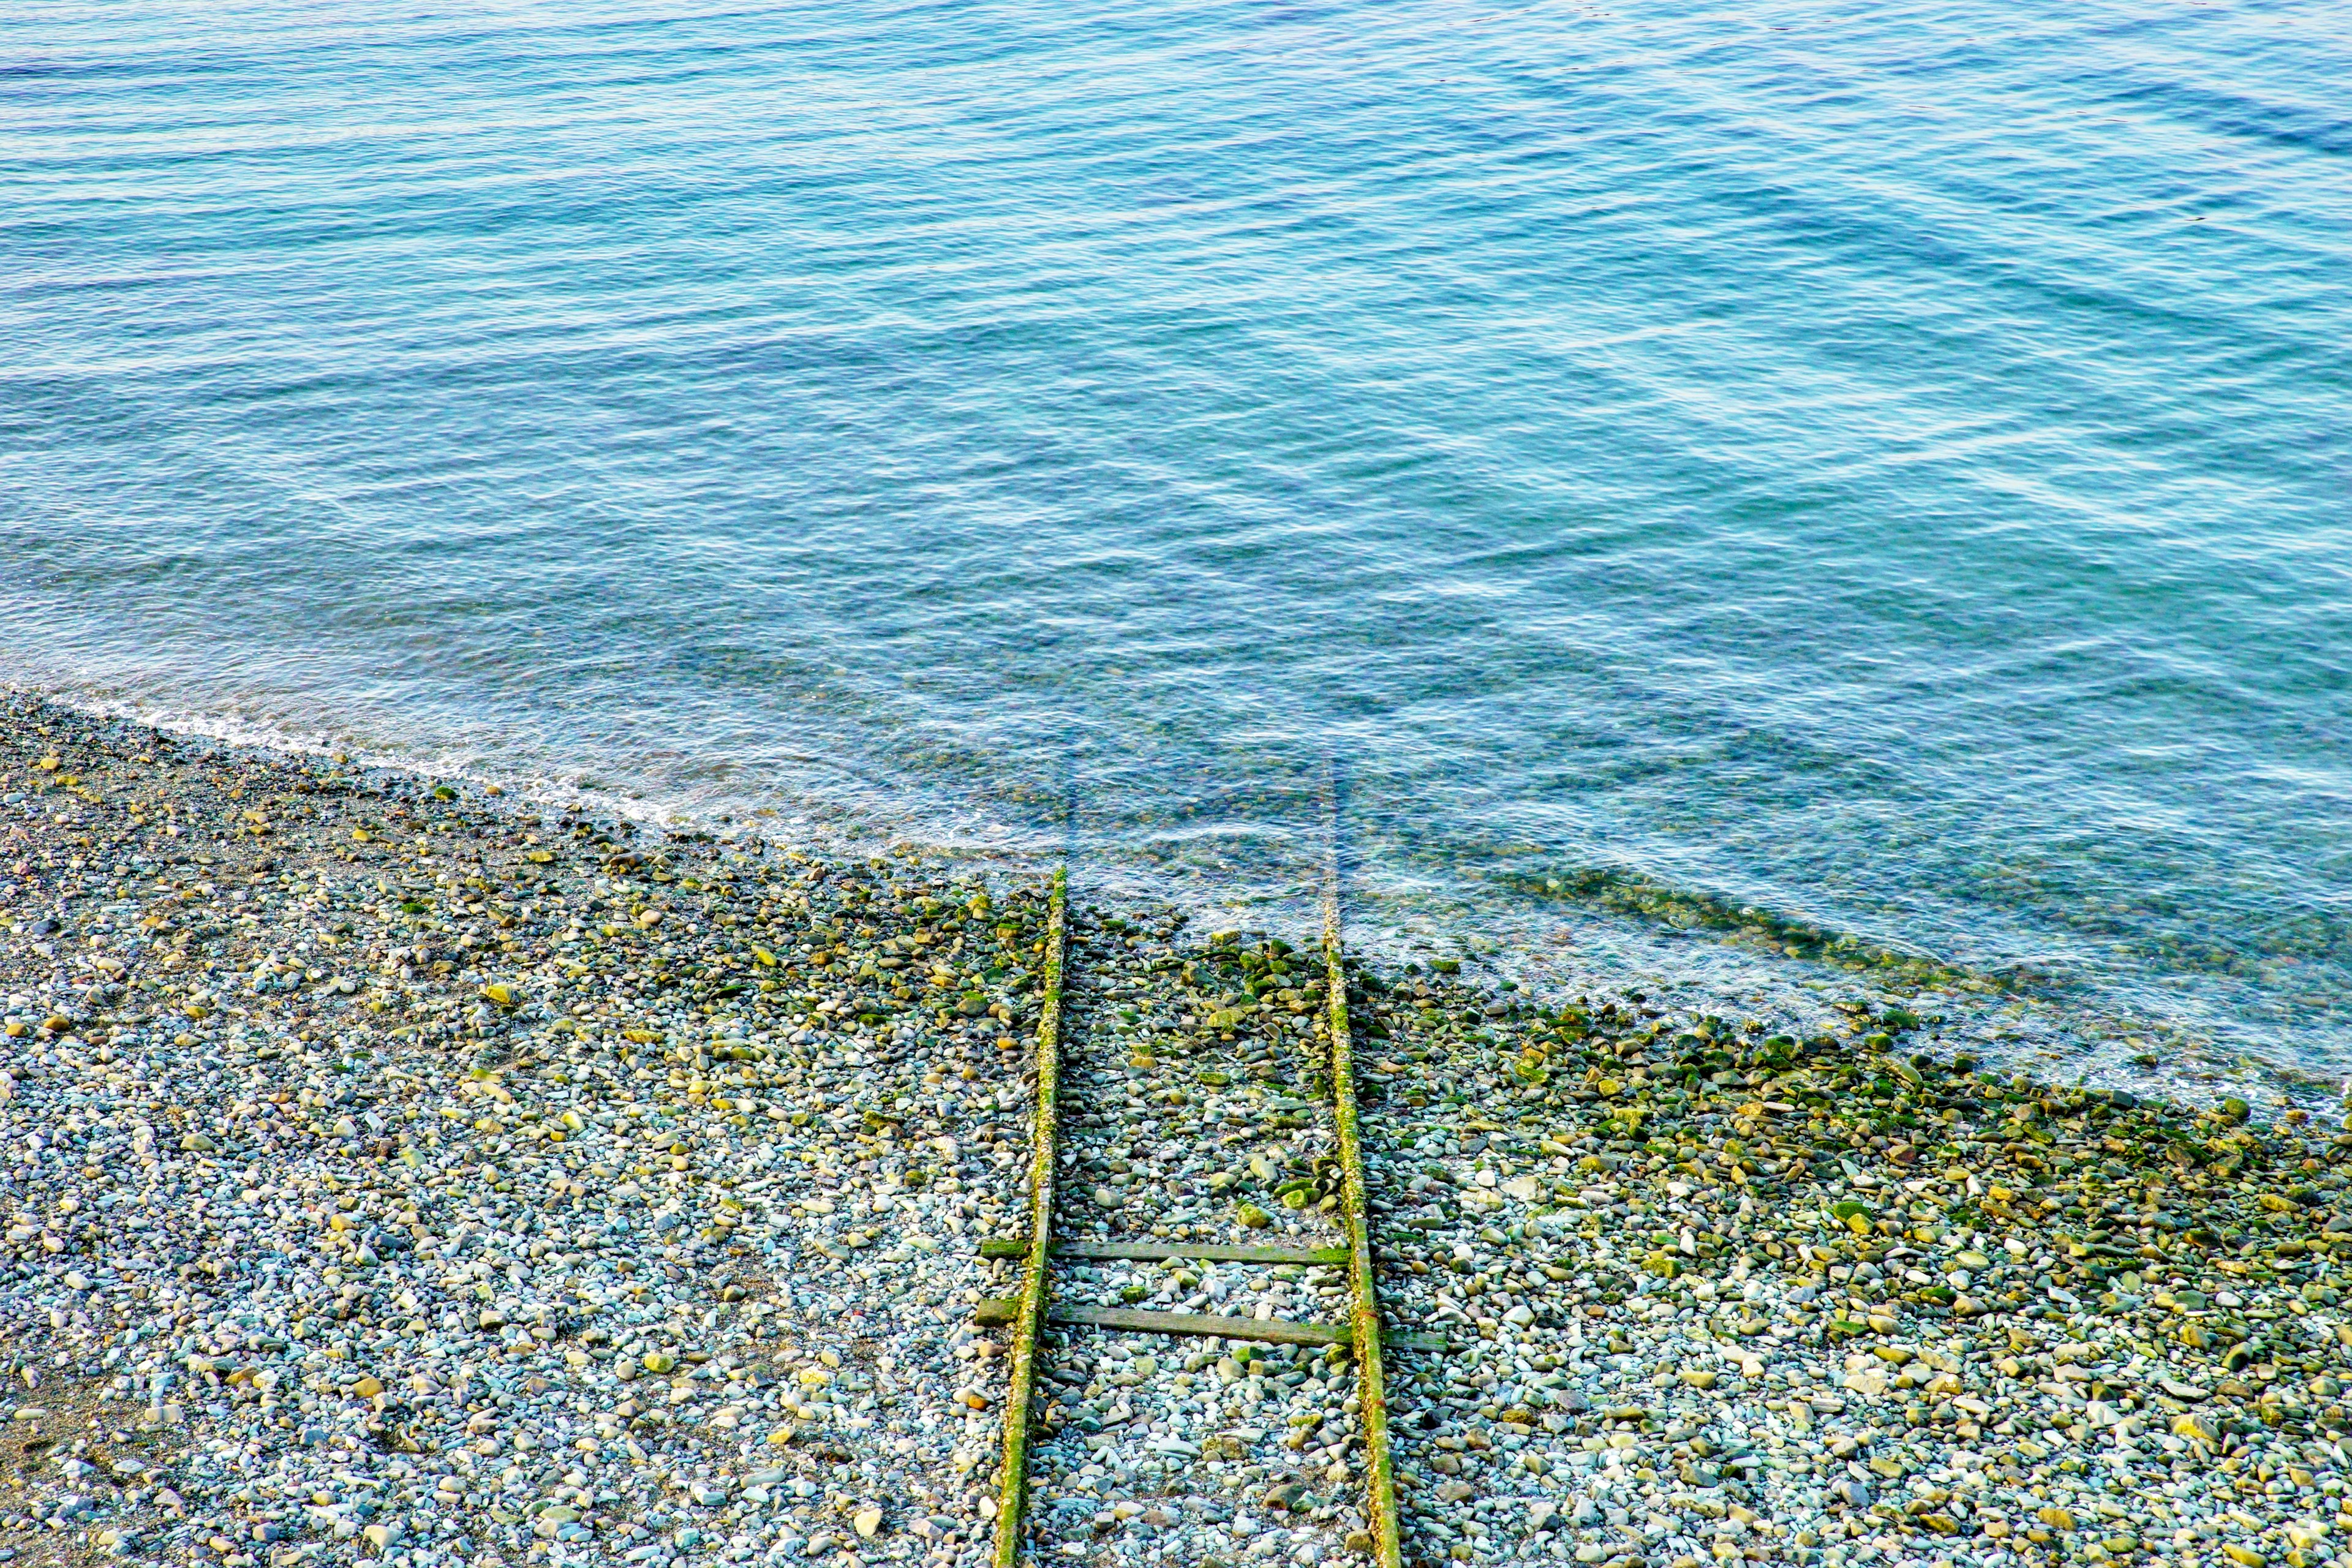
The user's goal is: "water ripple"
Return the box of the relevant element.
[4,0,2349,1090]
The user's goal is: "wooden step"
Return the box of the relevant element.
[978,1238,1349,1266]
[971,1298,1446,1352]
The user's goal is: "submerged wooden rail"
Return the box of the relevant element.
[1324,771,1404,1568]
[992,865,1066,1568]
[982,808,1417,1567]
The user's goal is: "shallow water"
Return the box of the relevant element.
[4,0,2348,1087]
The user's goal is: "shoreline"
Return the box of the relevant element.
[15,684,2320,1133]
[4,692,2350,1568]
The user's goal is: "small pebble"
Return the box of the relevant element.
[1,692,2343,1568]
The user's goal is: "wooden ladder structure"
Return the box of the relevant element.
[977,790,1414,1567]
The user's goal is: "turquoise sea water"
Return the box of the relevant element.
[4,0,2348,1091]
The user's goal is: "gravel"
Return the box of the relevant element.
[5,692,2351,1568]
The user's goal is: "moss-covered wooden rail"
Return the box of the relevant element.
[979,821,1417,1568]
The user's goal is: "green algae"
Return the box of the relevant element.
[1494,862,1993,993]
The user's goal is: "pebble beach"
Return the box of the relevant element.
[7,692,2352,1568]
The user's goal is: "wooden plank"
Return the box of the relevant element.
[992,867,1066,1568]
[976,1238,1349,1266]
[972,1297,1446,1352]
[976,1299,1344,1346]
[1324,763,1403,1568]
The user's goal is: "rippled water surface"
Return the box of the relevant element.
[4,0,2348,1085]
